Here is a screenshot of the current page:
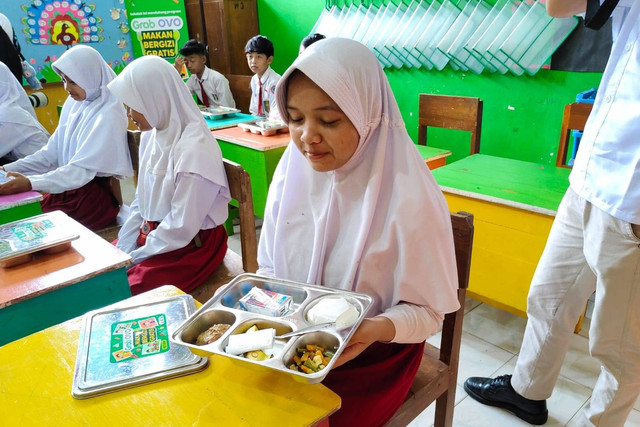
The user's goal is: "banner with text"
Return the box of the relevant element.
[124,0,189,62]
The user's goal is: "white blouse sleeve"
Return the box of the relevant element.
[26,163,95,194]
[378,302,445,343]
[0,123,39,158]
[216,79,236,109]
[126,172,222,264]
[3,143,57,175]
[116,194,143,254]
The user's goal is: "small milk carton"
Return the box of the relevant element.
[238,287,293,317]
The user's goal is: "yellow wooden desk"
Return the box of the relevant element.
[0,286,340,426]
[432,154,571,319]
[0,211,132,345]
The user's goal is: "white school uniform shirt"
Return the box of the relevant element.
[4,45,132,193]
[249,66,281,116]
[570,0,640,224]
[108,55,230,264]
[258,38,459,343]
[185,66,235,108]
[0,61,49,161]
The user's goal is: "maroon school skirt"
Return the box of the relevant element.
[322,340,425,427]
[41,177,119,231]
[126,225,227,295]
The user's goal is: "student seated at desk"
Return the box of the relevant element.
[258,38,459,426]
[0,61,49,164]
[245,35,280,118]
[108,55,231,296]
[173,39,235,109]
[0,45,132,231]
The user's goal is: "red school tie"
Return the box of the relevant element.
[258,79,263,116]
[199,79,210,107]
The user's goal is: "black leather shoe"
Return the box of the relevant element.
[464,374,548,425]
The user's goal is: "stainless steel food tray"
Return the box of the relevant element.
[200,106,240,120]
[237,119,289,136]
[170,273,374,384]
[72,294,208,399]
[0,211,79,267]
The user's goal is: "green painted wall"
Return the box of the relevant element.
[255,0,602,165]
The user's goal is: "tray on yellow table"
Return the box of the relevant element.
[72,293,207,399]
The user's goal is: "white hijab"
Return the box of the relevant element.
[0,14,13,40]
[50,45,132,176]
[0,61,47,130]
[107,55,230,217]
[259,38,459,316]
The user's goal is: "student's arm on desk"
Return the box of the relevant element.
[0,172,32,194]
[3,143,57,175]
[126,173,223,264]
[546,0,586,17]
[26,163,95,194]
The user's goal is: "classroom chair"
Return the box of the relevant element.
[227,75,253,114]
[387,211,474,427]
[189,159,258,303]
[555,102,593,168]
[418,94,483,156]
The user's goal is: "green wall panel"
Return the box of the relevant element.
[256,0,602,165]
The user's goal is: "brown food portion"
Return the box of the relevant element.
[196,323,231,345]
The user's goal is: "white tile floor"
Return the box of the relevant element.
[405,298,640,427]
[122,178,640,426]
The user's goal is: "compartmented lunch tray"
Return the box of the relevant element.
[170,273,373,384]
[200,106,240,120]
[237,119,289,136]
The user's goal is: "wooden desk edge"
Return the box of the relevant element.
[1,257,132,309]
[0,194,43,211]
[212,130,290,151]
[439,185,558,216]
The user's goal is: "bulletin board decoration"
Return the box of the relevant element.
[123,0,189,62]
[21,0,103,48]
[7,0,135,84]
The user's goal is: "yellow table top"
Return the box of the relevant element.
[0,286,341,426]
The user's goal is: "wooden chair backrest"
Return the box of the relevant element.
[127,129,141,186]
[387,211,474,427]
[440,211,473,368]
[108,130,141,207]
[556,102,593,168]
[223,159,258,273]
[227,74,253,114]
[418,94,483,156]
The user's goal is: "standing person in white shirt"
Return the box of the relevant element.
[245,35,280,117]
[0,61,49,164]
[464,1,640,426]
[173,39,235,109]
[109,55,230,296]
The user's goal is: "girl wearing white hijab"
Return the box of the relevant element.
[108,55,230,295]
[0,61,49,163]
[0,13,21,83]
[0,45,132,231]
[259,38,459,425]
